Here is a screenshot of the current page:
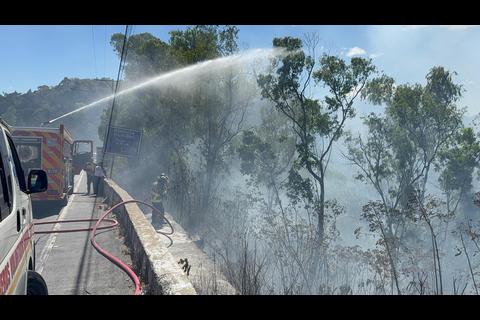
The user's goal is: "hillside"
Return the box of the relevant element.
[0,77,115,143]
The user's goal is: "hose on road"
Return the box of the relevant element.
[34,199,174,295]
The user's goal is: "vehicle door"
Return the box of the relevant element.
[5,131,31,294]
[0,128,30,294]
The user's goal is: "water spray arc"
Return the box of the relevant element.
[42,48,286,125]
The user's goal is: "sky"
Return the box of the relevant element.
[1,25,479,115]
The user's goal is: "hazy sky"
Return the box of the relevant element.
[1,25,479,115]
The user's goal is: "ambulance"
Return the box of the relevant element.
[0,118,49,295]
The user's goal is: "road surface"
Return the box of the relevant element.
[32,172,134,295]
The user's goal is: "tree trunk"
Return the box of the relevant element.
[305,161,326,245]
[380,224,402,295]
[318,176,325,244]
[204,155,215,212]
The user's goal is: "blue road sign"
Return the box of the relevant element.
[105,126,142,157]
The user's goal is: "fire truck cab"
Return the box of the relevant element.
[0,118,49,295]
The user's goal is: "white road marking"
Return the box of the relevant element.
[36,171,84,274]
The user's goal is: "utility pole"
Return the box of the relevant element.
[102,25,130,179]
[90,78,116,177]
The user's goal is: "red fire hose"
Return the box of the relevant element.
[34,199,174,296]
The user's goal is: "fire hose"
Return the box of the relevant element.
[34,199,174,295]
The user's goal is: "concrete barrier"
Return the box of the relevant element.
[103,178,197,295]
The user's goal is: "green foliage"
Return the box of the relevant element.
[257,36,376,241]
[314,56,375,116]
[362,74,395,105]
[349,66,464,214]
[286,168,314,205]
[169,25,239,65]
[237,107,296,189]
[437,127,480,211]
[237,130,267,176]
[345,113,394,184]
[347,66,468,294]
[111,32,177,80]
[104,26,256,230]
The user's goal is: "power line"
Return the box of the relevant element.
[91,25,98,78]
[102,25,130,177]
[104,25,107,79]
[109,25,133,126]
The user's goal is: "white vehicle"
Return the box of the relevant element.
[0,118,48,295]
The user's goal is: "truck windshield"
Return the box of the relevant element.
[13,137,42,170]
[75,142,91,154]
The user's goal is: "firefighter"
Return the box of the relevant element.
[84,162,94,195]
[151,174,169,227]
[93,163,105,196]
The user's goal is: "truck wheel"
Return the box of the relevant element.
[27,271,48,295]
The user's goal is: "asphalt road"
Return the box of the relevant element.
[32,172,134,295]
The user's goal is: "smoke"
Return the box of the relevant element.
[98,44,480,295]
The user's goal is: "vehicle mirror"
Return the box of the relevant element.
[27,169,48,194]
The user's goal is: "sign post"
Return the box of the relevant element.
[105,126,143,157]
[104,126,143,178]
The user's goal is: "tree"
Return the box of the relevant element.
[168,25,254,223]
[346,66,465,294]
[111,32,177,81]
[237,107,296,211]
[257,36,375,243]
[169,25,239,65]
[437,127,480,217]
[104,31,198,223]
[104,27,256,231]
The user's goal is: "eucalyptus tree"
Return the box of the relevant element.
[346,67,465,294]
[257,37,376,243]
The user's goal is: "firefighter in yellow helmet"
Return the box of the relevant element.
[151,174,169,227]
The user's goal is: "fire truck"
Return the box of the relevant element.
[11,125,93,204]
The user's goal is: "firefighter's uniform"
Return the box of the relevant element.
[151,174,168,226]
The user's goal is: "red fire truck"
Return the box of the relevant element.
[12,125,93,204]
